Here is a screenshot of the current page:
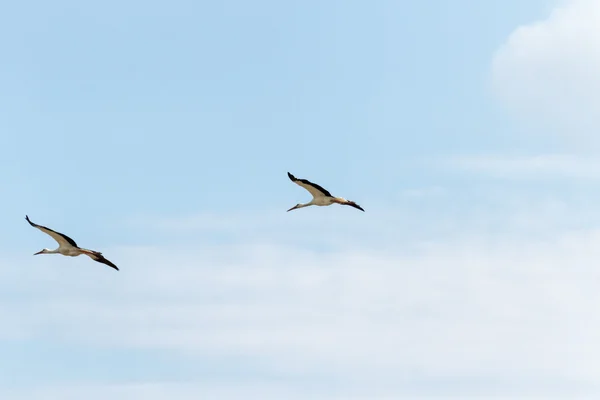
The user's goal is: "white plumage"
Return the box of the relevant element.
[287,172,365,212]
[25,215,119,271]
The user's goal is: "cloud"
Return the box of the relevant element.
[0,382,586,400]
[3,203,600,398]
[450,154,600,179]
[0,382,366,400]
[400,186,446,198]
[491,0,600,140]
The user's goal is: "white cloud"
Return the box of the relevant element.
[3,204,600,398]
[491,0,600,140]
[400,186,446,198]
[450,154,600,179]
[0,382,583,400]
[0,382,362,400]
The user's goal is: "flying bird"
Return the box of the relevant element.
[25,215,119,271]
[287,172,365,212]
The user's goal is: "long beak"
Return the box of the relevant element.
[33,250,43,255]
[287,205,298,212]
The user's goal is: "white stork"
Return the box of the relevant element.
[287,172,365,212]
[25,215,119,271]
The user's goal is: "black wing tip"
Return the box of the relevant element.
[287,172,296,181]
[348,202,365,212]
[25,215,35,225]
[98,257,119,271]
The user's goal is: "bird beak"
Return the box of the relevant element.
[287,205,298,212]
[33,250,43,255]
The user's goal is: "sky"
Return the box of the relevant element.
[2,0,600,398]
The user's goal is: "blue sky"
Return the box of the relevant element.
[4,0,600,398]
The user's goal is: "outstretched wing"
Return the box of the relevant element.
[80,249,119,271]
[25,215,78,248]
[287,172,332,198]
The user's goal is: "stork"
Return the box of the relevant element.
[287,172,365,212]
[25,215,119,271]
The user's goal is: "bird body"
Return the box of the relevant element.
[25,215,119,271]
[311,196,337,206]
[38,247,80,257]
[287,172,364,212]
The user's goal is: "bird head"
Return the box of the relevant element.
[287,204,301,212]
[34,249,50,255]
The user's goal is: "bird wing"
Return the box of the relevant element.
[25,215,78,248]
[287,172,332,198]
[80,249,119,271]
